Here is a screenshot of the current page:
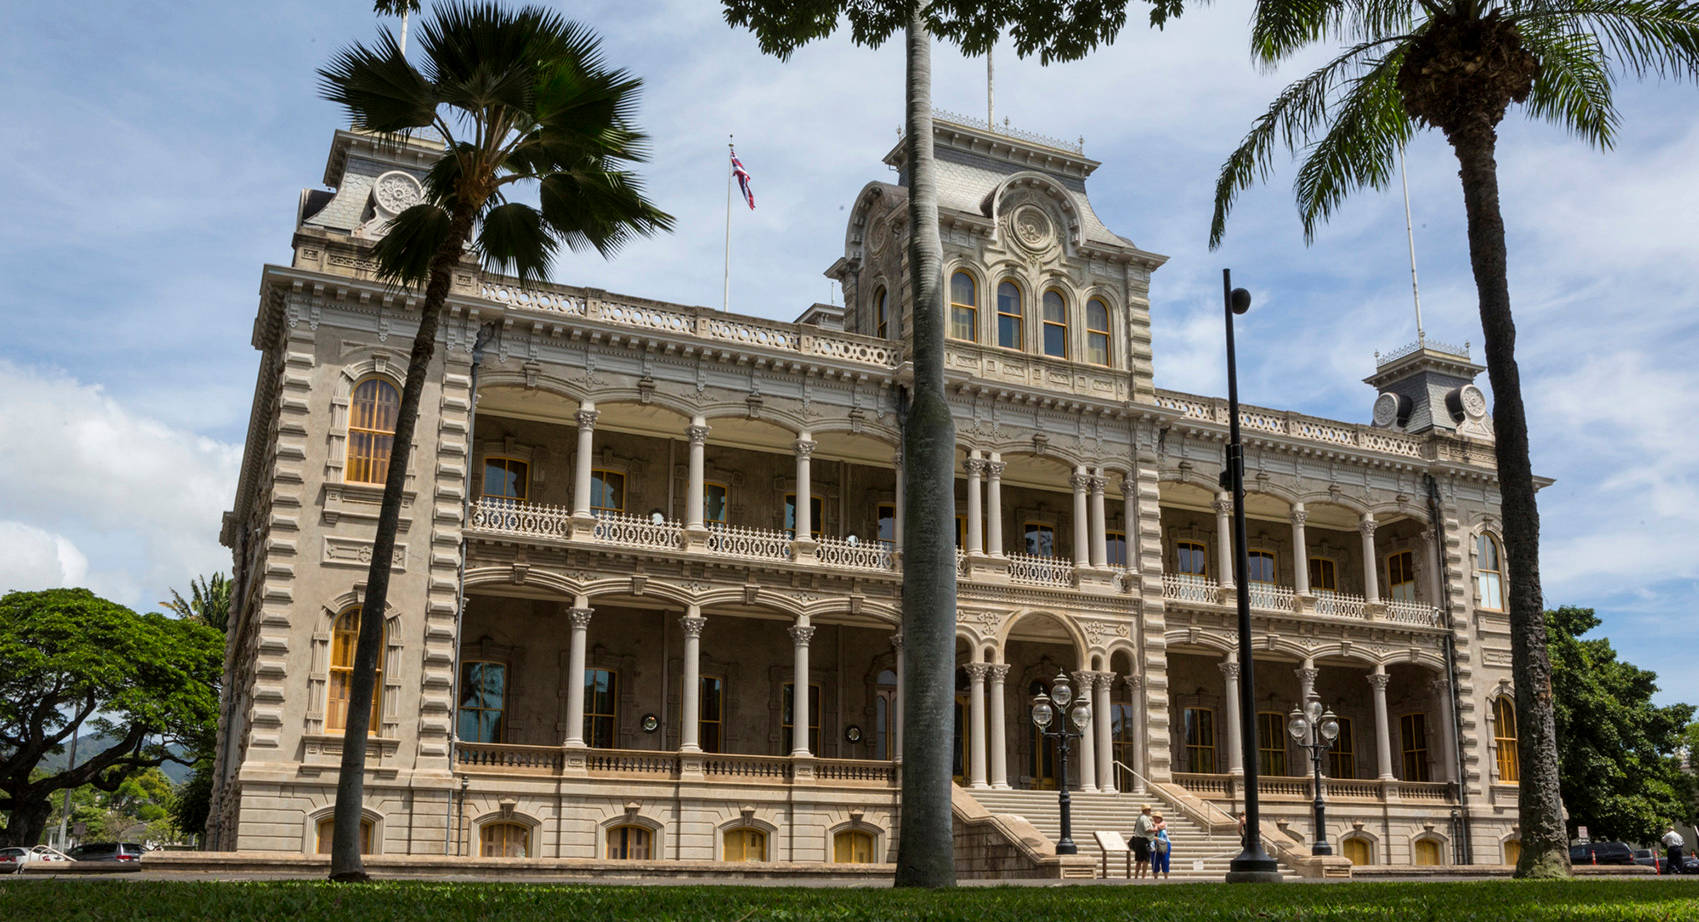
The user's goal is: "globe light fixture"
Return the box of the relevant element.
[1289,699,1340,856]
[1029,670,1092,855]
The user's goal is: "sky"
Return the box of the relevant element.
[2,2,1696,706]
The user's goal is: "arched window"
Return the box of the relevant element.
[996,280,1024,349]
[1342,836,1373,865]
[606,824,652,859]
[1413,838,1443,866]
[316,815,373,854]
[949,271,978,342]
[1041,289,1068,358]
[1085,298,1111,366]
[327,607,381,733]
[480,822,530,858]
[833,829,876,863]
[873,286,889,339]
[1493,697,1520,783]
[723,827,767,862]
[346,377,399,484]
[1475,533,1505,611]
[1502,838,1522,865]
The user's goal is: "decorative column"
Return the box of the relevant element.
[793,436,816,547]
[1421,527,1442,607]
[1122,475,1139,572]
[1431,677,1458,784]
[892,452,905,553]
[1126,675,1146,792]
[1215,492,1235,588]
[988,663,1010,788]
[1220,660,1244,776]
[985,454,1005,556]
[966,662,989,788]
[685,418,709,534]
[1369,670,1394,780]
[1071,466,1090,567]
[1094,672,1115,794]
[1291,505,1310,596]
[1088,468,1109,569]
[572,404,598,523]
[1360,515,1381,604]
[1295,659,1318,705]
[1074,670,1097,792]
[563,602,593,746]
[679,608,706,752]
[789,623,816,757]
[964,452,985,556]
[890,633,905,761]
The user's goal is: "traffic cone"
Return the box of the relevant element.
[1591,850,1597,866]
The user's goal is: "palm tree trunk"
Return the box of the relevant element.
[893,11,957,890]
[330,205,478,882]
[1449,123,1569,879]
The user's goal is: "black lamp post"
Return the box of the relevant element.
[1222,269,1283,883]
[1030,669,1092,856]
[1287,700,1340,856]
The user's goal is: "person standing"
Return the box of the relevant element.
[1661,825,1685,875]
[1130,805,1155,879]
[1151,812,1172,881]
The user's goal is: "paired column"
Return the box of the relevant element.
[1094,672,1115,794]
[789,623,815,756]
[1126,675,1146,792]
[890,633,905,761]
[563,602,593,746]
[1360,515,1381,603]
[1074,670,1097,792]
[1291,505,1310,596]
[1214,493,1235,587]
[1295,659,1318,705]
[1088,469,1109,569]
[985,454,1005,556]
[679,607,706,752]
[1370,670,1394,780]
[794,436,815,544]
[1220,660,1244,776]
[1431,677,1458,784]
[685,418,709,532]
[572,405,598,521]
[1122,475,1139,571]
[965,453,985,556]
[966,662,989,788]
[1071,467,1090,567]
[892,453,905,553]
[1421,527,1443,608]
[988,664,1010,788]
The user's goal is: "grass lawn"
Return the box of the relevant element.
[3,878,1697,921]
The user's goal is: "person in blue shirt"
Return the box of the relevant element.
[1151,812,1172,880]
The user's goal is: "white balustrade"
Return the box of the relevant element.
[1313,590,1367,619]
[590,511,685,551]
[479,282,585,316]
[1162,573,1219,605]
[599,299,693,334]
[1155,390,1434,462]
[1005,552,1074,587]
[814,535,894,570]
[1385,598,1444,627]
[1247,582,1295,612]
[704,522,793,561]
[467,498,573,540]
[702,316,799,350]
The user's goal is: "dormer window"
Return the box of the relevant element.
[996,281,1024,350]
[873,286,888,338]
[1042,290,1068,358]
[950,272,978,342]
[1086,298,1111,366]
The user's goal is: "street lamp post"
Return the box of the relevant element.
[1030,669,1092,856]
[1222,269,1283,883]
[1287,700,1341,856]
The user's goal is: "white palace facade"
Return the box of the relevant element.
[208,120,1529,875]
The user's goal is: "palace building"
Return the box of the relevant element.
[208,118,1527,875]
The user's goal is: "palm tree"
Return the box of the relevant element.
[371,2,421,55]
[1209,0,1699,878]
[162,573,231,633]
[316,1,672,880]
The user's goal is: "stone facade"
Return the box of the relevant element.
[209,123,1528,871]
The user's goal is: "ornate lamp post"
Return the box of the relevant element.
[1287,700,1341,856]
[1030,669,1092,855]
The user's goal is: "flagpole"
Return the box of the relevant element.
[723,135,733,313]
[1398,142,1424,342]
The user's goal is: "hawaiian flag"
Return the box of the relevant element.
[731,148,755,210]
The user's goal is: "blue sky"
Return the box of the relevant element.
[2,2,1696,706]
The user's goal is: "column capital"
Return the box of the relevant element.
[576,409,600,429]
[964,662,990,681]
[687,424,711,446]
[1124,674,1143,691]
[1367,672,1391,691]
[1218,660,1241,681]
[1290,509,1308,526]
[1360,516,1378,536]
[794,439,816,459]
[679,615,706,638]
[1070,472,1090,491]
[788,624,816,646]
[1093,671,1118,692]
[889,632,904,651]
[1088,475,1107,494]
[569,607,594,628]
[986,663,1011,682]
[1214,495,1234,515]
[1294,665,1318,689]
[986,460,1006,478]
[965,457,987,476]
[891,450,904,470]
[1427,676,1451,696]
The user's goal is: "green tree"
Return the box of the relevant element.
[0,589,222,847]
[372,1,422,56]
[317,0,672,881]
[161,573,231,633]
[1207,0,1699,878]
[1548,606,1695,843]
[722,0,1183,886]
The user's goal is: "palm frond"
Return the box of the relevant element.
[370,203,454,286]
[1251,0,1417,64]
[1292,49,1413,242]
[1518,22,1622,146]
[1522,0,1699,82]
[317,28,436,133]
[476,202,558,285]
[537,168,675,258]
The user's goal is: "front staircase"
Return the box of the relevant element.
[964,787,1297,880]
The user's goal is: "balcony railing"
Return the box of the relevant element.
[455,743,898,787]
[468,497,572,540]
[591,510,685,551]
[1247,582,1295,612]
[814,535,894,570]
[1174,772,1456,805]
[1385,598,1445,627]
[1313,590,1367,619]
[704,522,793,561]
[1006,552,1074,588]
[1162,573,1218,605]
[456,741,565,775]
[1160,577,1443,628]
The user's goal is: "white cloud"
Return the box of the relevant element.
[0,523,89,591]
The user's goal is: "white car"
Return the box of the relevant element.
[0,845,73,872]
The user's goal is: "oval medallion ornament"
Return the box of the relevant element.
[868,217,890,254]
[1010,205,1054,252]
[372,170,424,216]
[1372,392,1401,428]
[1459,384,1488,418]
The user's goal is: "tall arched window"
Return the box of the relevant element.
[1041,289,1068,358]
[723,827,767,862]
[1085,298,1111,366]
[1475,533,1505,611]
[316,815,373,854]
[949,271,978,342]
[607,824,652,859]
[996,280,1023,349]
[327,607,381,733]
[1493,696,1520,783]
[833,829,875,863]
[346,377,399,484]
[873,286,889,338]
[480,822,530,858]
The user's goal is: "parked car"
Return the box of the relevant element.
[1633,848,1659,868]
[0,845,72,872]
[1569,841,1635,865]
[66,842,145,863]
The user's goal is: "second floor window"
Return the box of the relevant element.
[877,503,896,545]
[997,280,1023,349]
[1086,298,1111,366]
[346,377,398,484]
[784,493,823,539]
[584,668,617,748]
[457,660,506,743]
[591,470,625,514]
[950,271,978,342]
[482,457,528,503]
[1041,289,1068,358]
[1387,550,1417,602]
[1309,557,1338,592]
[1107,530,1127,568]
[1024,522,1056,558]
[704,482,729,523]
[1175,540,1208,577]
[873,286,889,338]
[1400,713,1430,781]
[1493,697,1520,783]
[327,607,381,734]
[1476,533,1505,611]
[1247,550,1276,584]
